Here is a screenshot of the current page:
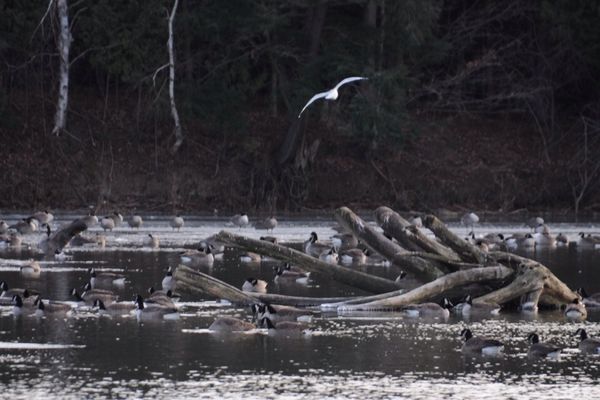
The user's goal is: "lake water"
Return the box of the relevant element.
[1,214,600,399]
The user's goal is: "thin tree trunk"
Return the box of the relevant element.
[168,0,183,155]
[52,0,71,136]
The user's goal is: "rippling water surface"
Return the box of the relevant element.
[1,214,600,399]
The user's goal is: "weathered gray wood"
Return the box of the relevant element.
[214,230,400,294]
[335,207,447,281]
[375,206,461,262]
[174,265,257,304]
[423,214,487,263]
[475,265,544,305]
[248,293,356,307]
[337,266,513,311]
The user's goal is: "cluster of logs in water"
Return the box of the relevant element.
[174,206,582,316]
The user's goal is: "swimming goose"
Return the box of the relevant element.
[255,304,314,323]
[556,233,568,245]
[231,213,249,229]
[565,298,587,319]
[34,298,72,316]
[9,217,38,234]
[31,210,54,225]
[93,299,135,316]
[273,265,310,284]
[170,214,184,231]
[255,217,277,232]
[339,248,368,265]
[460,328,504,355]
[527,333,561,358]
[11,295,28,316]
[461,212,479,234]
[481,233,505,251]
[79,212,99,228]
[20,260,41,277]
[128,215,143,229]
[457,295,501,316]
[242,278,267,293]
[89,268,126,288]
[147,234,160,248]
[576,287,600,308]
[180,247,214,267]
[331,233,358,251]
[71,287,117,306]
[0,282,39,303]
[574,328,600,354]
[404,298,453,319]
[527,217,544,232]
[505,233,535,249]
[319,247,339,264]
[100,216,115,232]
[534,225,555,247]
[303,232,330,258]
[261,317,308,335]
[209,316,256,332]
[110,212,124,227]
[161,267,176,292]
[39,219,87,255]
[577,232,599,249]
[0,220,9,234]
[134,295,179,321]
[147,287,180,306]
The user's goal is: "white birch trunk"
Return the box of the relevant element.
[52,0,71,136]
[168,0,183,154]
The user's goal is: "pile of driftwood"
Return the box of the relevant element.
[174,206,578,312]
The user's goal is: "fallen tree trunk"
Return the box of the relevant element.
[423,214,487,264]
[334,207,448,280]
[337,265,513,311]
[214,230,400,293]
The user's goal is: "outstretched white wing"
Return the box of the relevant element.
[298,90,330,118]
[333,76,368,91]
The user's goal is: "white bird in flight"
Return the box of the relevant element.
[298,76,368,118]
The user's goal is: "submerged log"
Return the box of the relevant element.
[214,231,399,294]
[337,266,513,311]
[334,207,448,280]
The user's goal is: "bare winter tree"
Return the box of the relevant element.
[167,0,183,154]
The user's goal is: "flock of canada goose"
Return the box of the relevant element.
[1,210,600,356]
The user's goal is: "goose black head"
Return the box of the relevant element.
[148,287,156,295]
[0,281,8,291]
[12,294,23,307]
[135,294,144,309]
[464,295,473,305]
[442,298,453,310]
[310,232,318,242]
[527,333,540,344]
[459,328,472,341]
[261,317,276,329]
[37,300,46,311]
[575,328,588,340]
[82,282,92,292]
[93,299,106,310]
[46,224,51,237]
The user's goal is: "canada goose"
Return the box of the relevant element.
[79,212,98,228]
[12,294,26,316]
[556,233,568,245]
[0,282,39,300]
[134,295,179,321]
[457,295,501,316]
[481,233,505,250]
[534,225,556,247]
[180,247,214,267]
[38,219,87,255]
[273,265,310,284]
[170,215,184,231]
[231,213,249,229]
[260,236,278,244]
[31,210,54,225]
[0,220,9,234]
[100,216,115,232]
[565,298,587,319]
[240,252,262,263]
[461,212,479,234]
[527,217,544,232]
[69,234,96,247]
[577,232,599,249]
[339,248,368,265]
[71,287,117,306]
[505,233,535,249]
[331,233,358,251]
[303,232,330,257]
[147,234,159,248]
[242,278,267,293]
[255,216,277,231]
[255,304,314,323]
[409,215,423,228]
[459,328,504,355]
[261,317,308,335]
[209,316,256,332]
[394,271,408,283]
[404,298,453,319]
[527,333,561,358]
[9,217,38,234]
[147,287,180,306]
[577,287,600,308]
[128,215,143,229]
[34,298,72,317]
[574,328,600,354]
[20,260,41,277]
[162,267,175,292]
[93,299,135,315]
[9,233,22,248]
[110,212,123,227]
[89,268,126,288]
[319,247,339,264]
